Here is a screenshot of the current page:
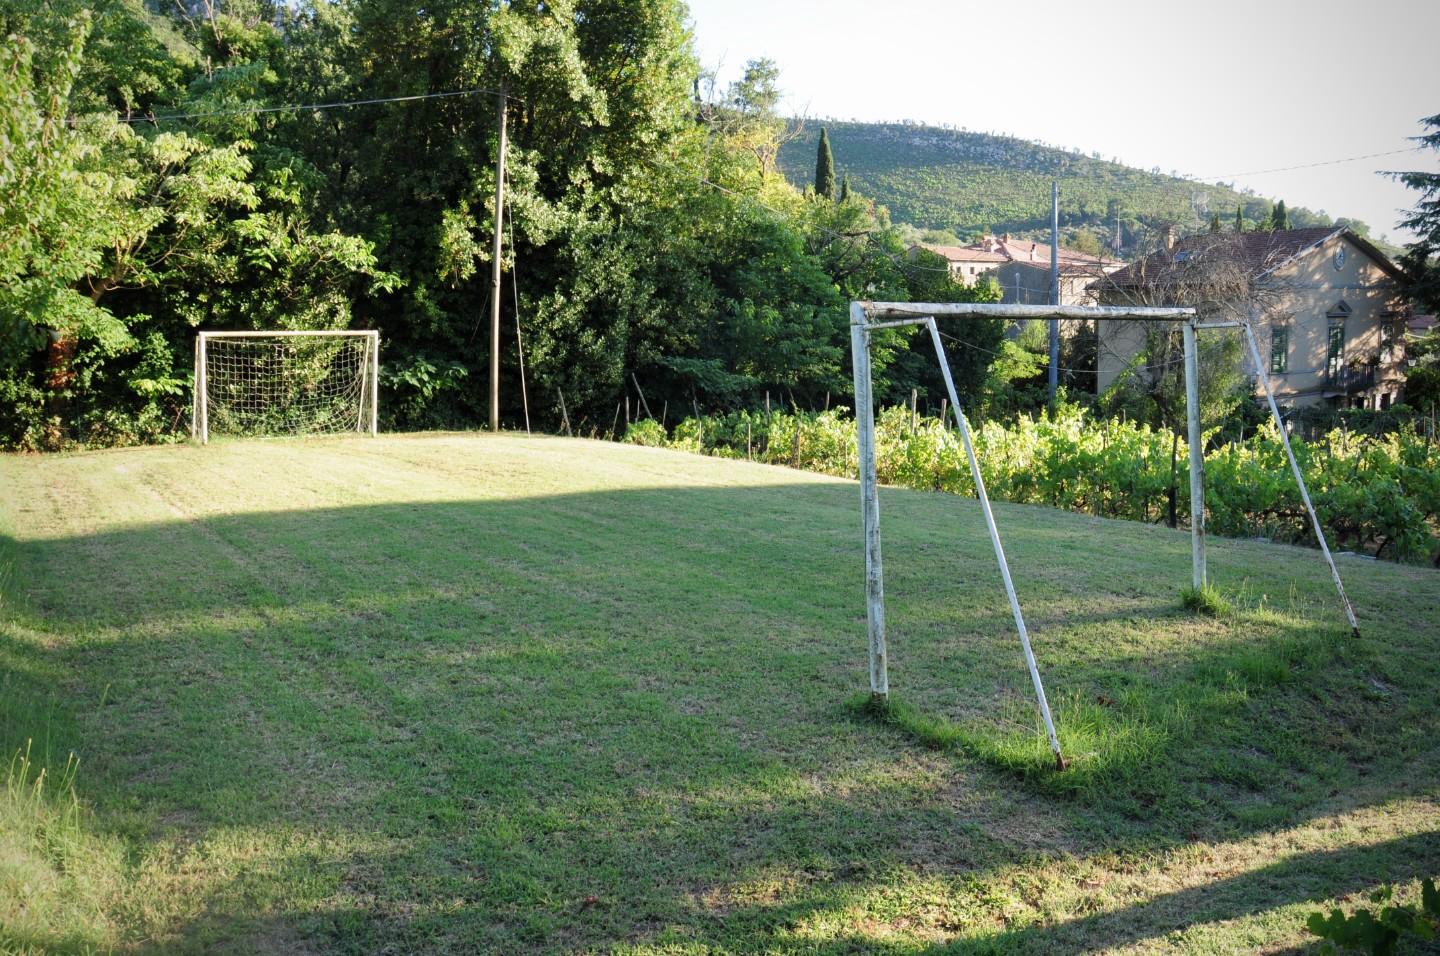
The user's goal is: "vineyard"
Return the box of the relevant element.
[626,405,1440,565]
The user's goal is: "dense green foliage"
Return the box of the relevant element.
[1392,113,1440,316]
[0,0,393,448]
[0,0,1007,448]
[777,121,1358,247]
[626,403,1440,564]
[1393,113,1440,413]
[1307,880,1438,955]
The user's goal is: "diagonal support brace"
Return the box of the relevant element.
[925,319,1066,770]
[1241,314,1360,637]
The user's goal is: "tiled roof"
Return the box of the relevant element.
[913,243,1009,263]
[985,236,1121,268]
[914,237,1119,267]
[1097,228,1341,289]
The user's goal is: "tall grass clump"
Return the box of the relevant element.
[1181,584,1232,617]
[1,741,123,954]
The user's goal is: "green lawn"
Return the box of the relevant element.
[2,433,1437,954]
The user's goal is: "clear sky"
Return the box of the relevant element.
[684,0,1440,243]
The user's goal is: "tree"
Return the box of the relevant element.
[1390,113,1440,315]
[1209,212,1222,233]
[814,127,836,200]
[1389,113,1440,413]
[700,58,789,178]
[1235,206,1244,232]
[1068,228,1103,256]
[1269,199,1289,231]
[0,0,391,448]
[839,174,850,202]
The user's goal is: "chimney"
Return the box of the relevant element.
[1161,225,1177,251]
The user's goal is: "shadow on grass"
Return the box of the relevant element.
[3,475,1438,952]
[644,829,1440,955]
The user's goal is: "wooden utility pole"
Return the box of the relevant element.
[489,82,508,432]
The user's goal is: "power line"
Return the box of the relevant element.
[1195,147,1426,181]
[75,87,518,126]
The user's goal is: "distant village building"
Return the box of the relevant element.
[1090,228,1410,409]
[910,235,1123,305]
[908,243,1009,284]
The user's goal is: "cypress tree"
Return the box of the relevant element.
[1235,206,1244,232]
[839,174,850,202]
[814,127,836,200]
[1271,200,1289,230]
[1209,212,1221,233]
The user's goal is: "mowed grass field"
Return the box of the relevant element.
[2,433,1438,954]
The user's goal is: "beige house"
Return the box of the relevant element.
[908,243,1009,283]
[911,235,1123,305]
[1092,228,1409,409]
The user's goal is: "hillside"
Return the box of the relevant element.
[778,120,1351,247]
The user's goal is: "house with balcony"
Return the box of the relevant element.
[1090,227,1409,409]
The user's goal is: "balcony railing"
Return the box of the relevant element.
[1323,364,1376,394]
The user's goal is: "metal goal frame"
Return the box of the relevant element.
[848,300,1358,770]
[193,330,380,444]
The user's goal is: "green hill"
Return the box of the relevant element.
[778,120,1353,247]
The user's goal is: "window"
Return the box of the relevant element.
[1269,328,1288,373]
[1380,392,1392,410]
[1327,321,1345,381]
[1326,302,1350,382]
[1381,321,1398,364]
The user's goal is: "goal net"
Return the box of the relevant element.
[194,331,379,443]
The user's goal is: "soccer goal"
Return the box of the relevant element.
[849,300,1359,770]
[193,330,379,444]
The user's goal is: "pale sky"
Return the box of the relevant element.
[685,0,1440,244]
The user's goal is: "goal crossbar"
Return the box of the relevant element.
[197,330,377,337]
[849,300,1359,771]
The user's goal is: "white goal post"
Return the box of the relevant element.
[849,301,1359,771]
[193,330,379,444]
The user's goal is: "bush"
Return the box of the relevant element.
[623,419,668,447]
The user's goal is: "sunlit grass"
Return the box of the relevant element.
[1,433,1437,953]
